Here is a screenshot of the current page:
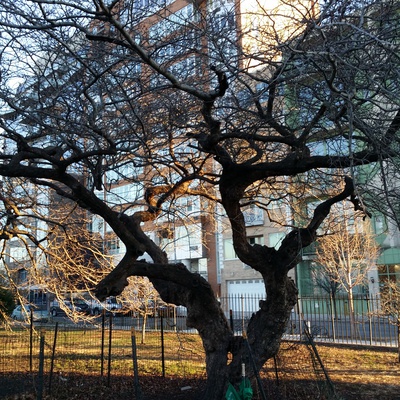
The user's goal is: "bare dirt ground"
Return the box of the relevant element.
[0,344,399,399]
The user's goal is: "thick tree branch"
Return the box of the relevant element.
[279,176,362,270]
[95,255,208,300]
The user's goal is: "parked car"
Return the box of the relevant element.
[72,300,91,314]
[11,304,49,323]
[85,297,123,316]
[175,305,187,317]
[157,304,175,317]
[49,300,84,317]
[154,304,188,318]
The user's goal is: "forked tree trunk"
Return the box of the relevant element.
[201,347,231,399]
[246,275,298,368]
[95,178,358,399]
[195,271,298,399]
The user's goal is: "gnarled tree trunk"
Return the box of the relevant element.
[95,177,361,399]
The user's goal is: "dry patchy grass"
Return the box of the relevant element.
[318,344,400,400]
[0,327,399,399]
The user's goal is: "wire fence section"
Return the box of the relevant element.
[0,319,206,378]
[0,293,398,381]
[0,322,344,400]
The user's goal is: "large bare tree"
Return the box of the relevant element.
[0,0,399,398]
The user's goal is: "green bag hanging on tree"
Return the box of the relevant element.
[225,383,242,400]
[239,377,253,400]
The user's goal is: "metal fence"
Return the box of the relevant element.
[221,294,399,347]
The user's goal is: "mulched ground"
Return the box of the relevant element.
[1,343,399,400]
[1,371,400,400]
[0,373,207,400]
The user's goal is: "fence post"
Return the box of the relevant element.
[296,299,303,341]
[100,309,106,377]
[161,316,165,378]
[273,356,280,386]
[48,322,59,393]
[107,313,113,387]
[241,295,244,334]
[173,307,177,332]
[37,329,45,400]
[366,296,373,346]
[131,327,143,400]
[30,309,34,372]
[329,294,336,343]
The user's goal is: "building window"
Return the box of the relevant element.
[148,4,197,43]
[208,8,237,66]
[374,215,385,234]
[236,89,253,108]
[158,228,174,240]
[106,237,120,254]
[269,232,285,250]
[17,269,27,284]
[224,238,237,260]
[242,237,263,269]
[378,264,400,285]
[256,82,269,103]
[90,214,104,234]
[224,236,264,261]
[266,198,286,210]
[247,236,263,246]
[135,0,150,9]
[10,246,30,261]
[243,204,264,226]
[169,55,198,79]
[174,224,202,259]
[211,10,235,33]
[107,183,143,205]
[175,195,200,215]
[106,162,141,184]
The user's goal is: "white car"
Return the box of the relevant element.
[11,305,49,323]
